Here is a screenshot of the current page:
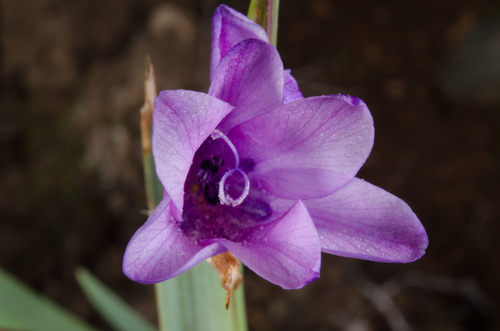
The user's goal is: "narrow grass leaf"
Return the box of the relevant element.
[75,268,157,331]
[0,267,97,331]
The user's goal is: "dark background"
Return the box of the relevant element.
[1,0,499,330]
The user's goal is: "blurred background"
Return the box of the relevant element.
[1,0,499,330]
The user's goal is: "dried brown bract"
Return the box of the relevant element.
[208,251,243,309]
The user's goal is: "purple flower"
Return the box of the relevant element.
[123,5,428,289]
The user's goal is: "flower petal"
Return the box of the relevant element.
[208,39,284,133]
[123,197,226,284]
[230,94,374,200]
[217,200,321,289]
[209,39,284,133]
[283,69,304,104]
[153,90,233,211]
[211,4,268,80]
[305,178,428,263]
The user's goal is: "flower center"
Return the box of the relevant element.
[210,130,250,207]
[181,130,272,242]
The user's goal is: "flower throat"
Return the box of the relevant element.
[181,131,272,241]
[195,129,250,207]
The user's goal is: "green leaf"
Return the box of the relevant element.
[247,0,267,29]
[143,152,164,209]
[75,268,157,331]
[247,0,280,47]
[156,262,247,331]
[268,0,280,47]
[0,267,98,331]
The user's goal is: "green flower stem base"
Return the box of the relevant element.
[156,264,247,331]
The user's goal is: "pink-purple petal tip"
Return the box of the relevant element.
[306,178,428,263]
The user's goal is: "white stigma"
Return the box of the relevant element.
[211,129,250,206]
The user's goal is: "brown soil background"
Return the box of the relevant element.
[1,0,500,330]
